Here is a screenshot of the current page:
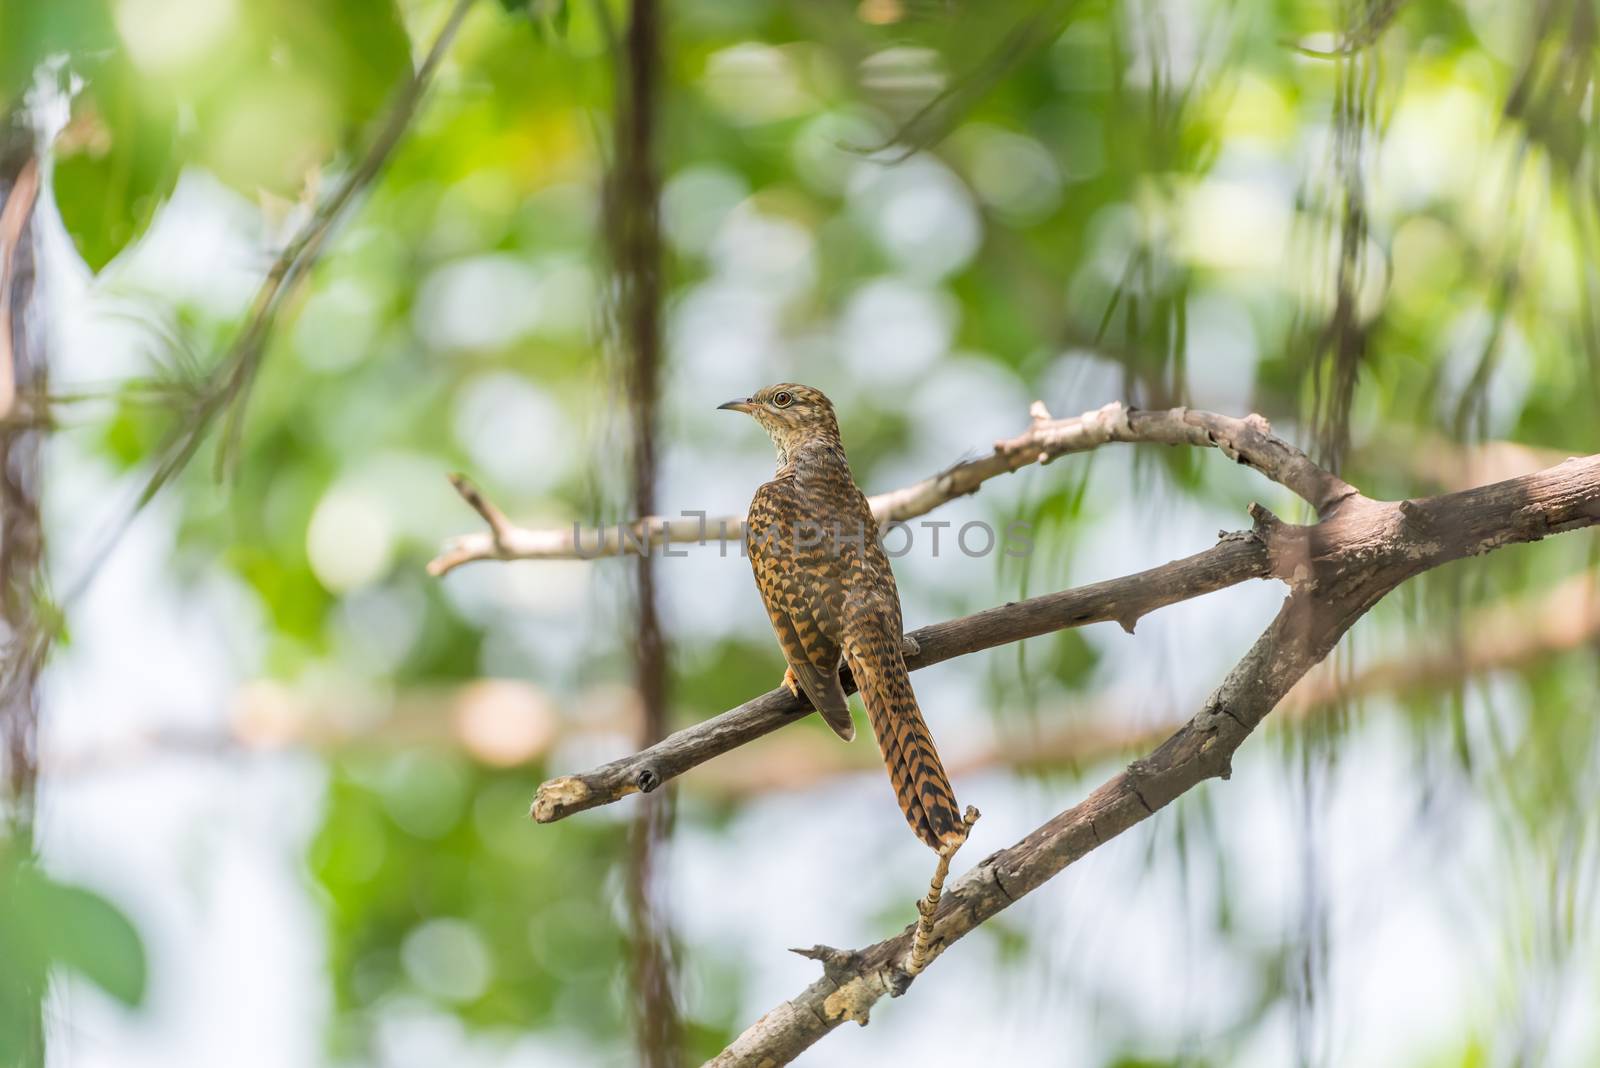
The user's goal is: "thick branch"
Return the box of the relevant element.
[429,401,1355,574]
[532,450,1600,826]
[709,454,1600,1066]
[688,567,1600,795]
[709,592,1338,1066]
[530,531,1274,821]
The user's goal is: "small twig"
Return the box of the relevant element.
[906,805,980,977]
[447,473,514,554]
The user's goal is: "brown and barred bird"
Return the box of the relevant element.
[718,383,967,856]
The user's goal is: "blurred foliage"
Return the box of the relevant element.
[0,840,146,1064]
[311,764,639,1056]
[10,0,1600,1064]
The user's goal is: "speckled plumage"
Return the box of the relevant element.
[723,384,963,851]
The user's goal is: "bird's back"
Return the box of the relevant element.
[748,441,963,852]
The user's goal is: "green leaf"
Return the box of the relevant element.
[43,881,148,1007]
[0,857,46,1066]
[53,57,179,272]
[0,852,148,1012]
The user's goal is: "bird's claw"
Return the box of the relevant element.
[782,666,801,699]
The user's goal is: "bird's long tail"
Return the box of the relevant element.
[846,640,964,852]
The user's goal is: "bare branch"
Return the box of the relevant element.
[430,401,1356,573]
[530,530,1275,822]
[537,453,1600,826]
[447,473,516,554]
[428,510,731,575]
[709,590,1341,1066]
[708,454,1600,1066]
[702,568,1600,797]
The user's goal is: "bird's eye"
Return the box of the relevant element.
[772,391,793,408]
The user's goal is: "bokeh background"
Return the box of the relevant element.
[3,0,1599,1065]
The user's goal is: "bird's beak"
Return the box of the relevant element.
[717,397,756,413]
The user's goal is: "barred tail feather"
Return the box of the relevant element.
[847,645,963,852]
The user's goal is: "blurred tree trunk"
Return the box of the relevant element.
[606,0,682,1063]
[0,110,47,1066]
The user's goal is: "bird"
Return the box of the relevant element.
[719,385,976,969]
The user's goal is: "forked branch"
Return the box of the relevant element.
[428,397,1600,1066]
[708,455,1600,1065]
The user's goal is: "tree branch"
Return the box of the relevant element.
[708,454,1600,1065]
[690,567,1600,796]
[528,445,1600,826]
[450,389,1597,1062]
[530,530,1276,822]
[708,592,1329,1066]
[429,400,1355,573]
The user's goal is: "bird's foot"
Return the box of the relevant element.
[781,666,801,700]
[900,634,921,658]
[905,805,980,978]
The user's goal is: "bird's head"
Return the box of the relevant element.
[718,383,841,460]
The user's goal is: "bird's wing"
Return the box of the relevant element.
[748,479,854,740]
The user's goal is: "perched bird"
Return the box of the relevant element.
[718,384,968,856]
